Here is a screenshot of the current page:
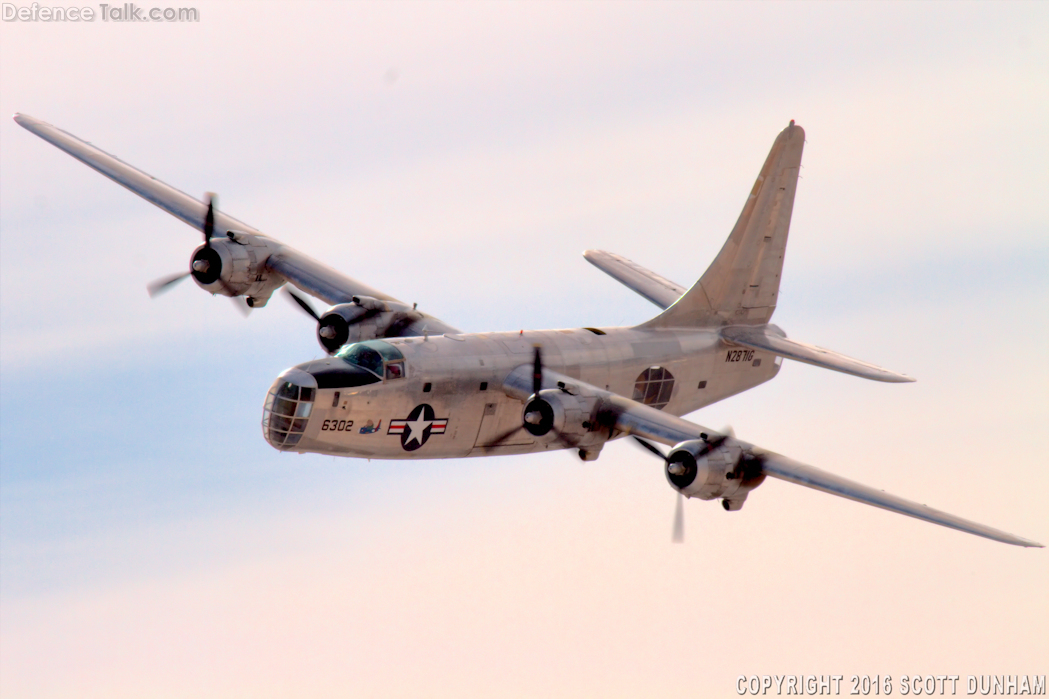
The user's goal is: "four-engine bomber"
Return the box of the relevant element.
[15,112,1042,548]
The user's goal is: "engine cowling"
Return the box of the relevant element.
[189,232,281,306]
[316,295,423,354]
[664,438,766,510]
[521,386,604,449]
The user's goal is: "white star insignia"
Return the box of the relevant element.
[403,416,433,446]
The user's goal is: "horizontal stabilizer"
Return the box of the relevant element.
[721,325,915,383]
[583,250,686,309]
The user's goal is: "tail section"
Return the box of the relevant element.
[643,121,804,328]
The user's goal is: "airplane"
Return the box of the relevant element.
[13,113,1043,548]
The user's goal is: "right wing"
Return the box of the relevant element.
[14,113,460,331]
[503,366,1042,548]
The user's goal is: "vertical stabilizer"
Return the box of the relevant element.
[642,121,804,328]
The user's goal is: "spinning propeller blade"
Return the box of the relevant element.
[672,492,685,543]
[231,296,252,317]
[632,436,688,543]
[284,287,321,321]
[633,436,666,460]
[147,271,190,298]
[533,345,543,395]
[203,192,216,246]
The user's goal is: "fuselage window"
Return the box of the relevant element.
[632,366,675,410]
[385,361,405,380]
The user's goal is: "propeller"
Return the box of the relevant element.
[632,436,685,543]
[487,345,547,447]
[632,430,737,542]
[146,193,249,315]
[487,345,597,452]
[146,194,218,297]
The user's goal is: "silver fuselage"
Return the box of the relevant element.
[267,327,780,459]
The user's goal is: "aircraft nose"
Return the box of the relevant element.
[262,368,317,450]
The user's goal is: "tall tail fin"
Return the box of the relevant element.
[643,121,804,328]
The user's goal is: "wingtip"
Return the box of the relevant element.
[995,531,1043,548]
[13,112,42,130]
[877,372,917,383]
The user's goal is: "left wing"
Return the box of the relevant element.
[14,113,460,331]
[503,366,1042,548]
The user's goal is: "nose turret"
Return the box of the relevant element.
[262,368,317,450]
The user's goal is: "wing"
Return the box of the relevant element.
[503,366,1041,548]
[583,250,687,309]
[14,113,460,331]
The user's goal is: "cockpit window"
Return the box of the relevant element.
[336,340,406,379]
[336,344,384,376]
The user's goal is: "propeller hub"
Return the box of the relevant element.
[522,397,555,436]
[666,452,699,489]
[668,461,689,477]
[190,245,222,285]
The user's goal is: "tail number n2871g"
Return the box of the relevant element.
[726,349,755,363]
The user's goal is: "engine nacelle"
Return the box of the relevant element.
[189,232,281,306]
[664,438,766,510]
[316,296,423,354]
[521,386,604,448]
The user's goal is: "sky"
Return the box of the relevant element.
[1,2,1047,697]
